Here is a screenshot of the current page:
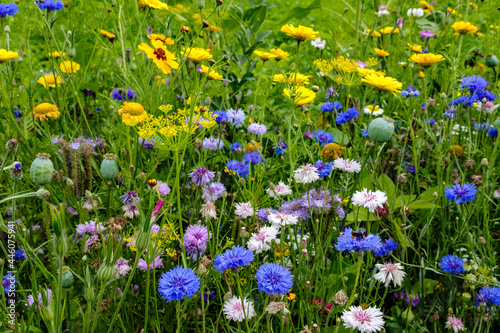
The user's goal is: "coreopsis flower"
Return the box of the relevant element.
[352,189,388,212]
[451,21,479,35]
[269,48,289,60]
[138,0,169,10]
[439,255,464,274]
[247,225,279,253]
[280,24,319,41]
[223,296,256,322]
[333,158,362,173]
[407,8,424,17]
[294,164,320,184]
[235,202,254,218]
[181,47,212,63]
[158,266,200,302]
[268,212,299,227]
[0,49,19,63]
[59,60,81,74]
[48,51,66,58]
[32,103,61,121]
[283,86,316,106]
[362,74,402,95]
[266,181,293,198]
[37,73,62,88]
[342,306,385,333]
[148,33,174,45]
[374,48,389,58]
[118,102,148,126]
[198,65,223,80]
[138,40,179,74]
[311,38,326,49]
[256,263,293,295]
[253,50,277,61]
[374,262,406,287]
[200,201,217,220]
[445,315,466,333]
[409,53,445,67]
[99,29,116,42]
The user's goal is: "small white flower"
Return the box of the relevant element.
[342,306,385,333]
[200,201,217,220]
[223,296,256,322]
[235,201,254,218]
[351,189,388,212]
[333,158,362,173]
[267,181,293,198]
[311,38,326,50]
[247,225,279,253]
[407,8,424,17]
[266,302,290,314]
[268,212,299,227]
[377,6,390,17]
[374,262,406,287]
[294,164,320,184]
[363,105,384,116]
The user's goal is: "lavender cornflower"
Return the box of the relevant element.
[202,137,224,151]
[247,122,267,135]
[139,138,156,149]
[189,167,215,186]
[183,224,211,261]
[227,108,246,127]
[120,191,141,205]
[273,139,287,155]
[202,182,226,201]
[154,181,171,196]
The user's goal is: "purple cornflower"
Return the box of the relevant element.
[202,182,226,201]
[139,138,156,149]
[189,167,215,186]
[247,122,267,135]
[120,191,141,205]
[444,183,477,204]
[202,137,224,151]
[439,255,464,274]
[111,88,137,101]
[273,139,287,155]
[394,292,419,307]
[227,108,246,127]
[183,224,211,261]
[154,181,171,196]
[27,289,52,308]
[257,208,278,222]
[2,273,16,294]
[420,30,437,39]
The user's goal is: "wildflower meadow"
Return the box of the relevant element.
[1,0,500,332]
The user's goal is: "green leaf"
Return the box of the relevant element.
[279,0,322,25]
[377,174,395,204]
[327,127,350,145]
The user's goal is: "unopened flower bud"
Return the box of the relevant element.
[311,85,319,92]
[65,178,74,187]
[133,285,139,295]
[305,281,311,287]
[197,0,205,9]
[481,158,488,166]
[312,323,319,330]
[216,0,223,5]
[84,286,94,301]
[202,20,210,28]
[5,138,18,152]
[36,188,50,199]
[479,236,485,244]
[302,249,308,256]
[97,263,116,282]
[224,291,233,301]
[4,25,10,33]
[440,92,447,99]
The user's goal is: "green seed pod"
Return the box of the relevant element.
[368,116,395,142]
[485,54,498,68]
[97,263,116,282]
[494,118,500,128]
[30,153,54,185]
[101,153,119,180]
[84,286,94,302]
[60,266,74,288]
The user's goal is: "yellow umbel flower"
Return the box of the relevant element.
[280,24,318,41]
[138,0,168,10]
[420,0,434,14]
[362,74,402,95]
[374,48,390,58]
[181,47,212,64]
[32,103,60,121]
[379,26,399,34]
[273,73,310,86]
[451,21,479,35]
[407,44,422,53]
[48,51,66,59]
[253,50,277,61]
[37,74,63,88]
[59,61,81,74]
[366,29,381,37]
[0,49,19,63]
[283,86,316,106]
[199,65,223,80]
[118,102,148,126]
[148,34,174,45]
[99,29,116,42]
[269,48,289,61]
[320,143,345,160]
[409,53,445,67]
[138,40,179,74]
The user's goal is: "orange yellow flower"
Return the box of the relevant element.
[59,61,81,74]
[380,26,399,34]
[409,53,445,67]
[99,29,116,42]
[199,65,223,80]
[280,24,318,41]
[283,86,316,106]
[37,74,63,88]
[269,48,289,61]
[48,51,66,59]
[420,0,434,14]
[118,102,148,126]
[181,47,212,63]
[32,103,60,121]
[374,48,390,57]
[407,44,422,53]
[138,40,179,74]
[148,34,174,45]
[366,29,381,37]
[138,0,168,10]
[362,73,402,95]
[0,49,19,63]
[451,21,479,35]
[320,143,345,160]
[253,50,276,61]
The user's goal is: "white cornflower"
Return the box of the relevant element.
[377,6,390,17]
[351,189,387,212]
[247,225,279,253]
[407,8,424,17]
[200,201,217,220]
[373,262,406,287]
[342,306,385,333]
[333,158,362,173]
[311,38,326,50]
[268,212,299,227]
[223,296,256,322]
[294,164,320,184]
[235,202,254,218]
[267,181,293,198]
[363,105,384,116]
[445,315,466,333]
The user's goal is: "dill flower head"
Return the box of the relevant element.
[451,21,479,35]
[283,86,316,106]
[181,47,213,64]
[409,53,445,67]
[320,143,345,160]
[158,266,200,302]
[37,73,62,88]
[198,65,223,80]
[374,48,390,58]
[99,29,116,42]
[362,73,402,95]
[59,61,81,74]
[253,50,277,61]
[0,49,19,63]
[118,102,148,126]
[138,0,169,10]
[269,48,289,60]
[138,40,179,74]
[280,24,318,41]
[48,51,66,58]
[148,33,174,45]
[32,103,60,121]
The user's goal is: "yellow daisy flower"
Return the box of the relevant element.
[451,21,479,35]
[138,0,168,10]
[269,48,289,61]
[99,29,116,42]
[409,53,445,67]
[37,74,63,88]
[48,51,66,59]
[59,61,81,74]
[32,103,61,121]
[148,34,174,45]
[379,26,399,34]
[280,24,318,41]
[374,48,390,57]
[283,86,316,106]
[407,44,422,53]
[181,47,212,64]
[118,102,148,126]
[199,65,223,80]
[138,40,179,74]
[0,49,19,63]
[253,50,277,61]
[420,0,434,14]
[362,73,402,95]
[366,29,381,37]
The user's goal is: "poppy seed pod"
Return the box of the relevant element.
[101,153,119,180]
[368,116,395,142]
[485,54,498,68]
[30,153,54,185]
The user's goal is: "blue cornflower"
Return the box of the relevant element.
[401,86,420,98]
[439,255,464,274]
[255,263,293,295]
[212,111,228,124]
[0,2,17,18]
[37,0,64,11]
[120,191,141,205]
[335,227,382,253]
[243,151,264,165]
[314,160,333,178]
[229,142,242,153]
[336,107,359,125]
[488,128,498,137]
[424,118,436,125]
[312,129,334,146]
[14,248,26,260]
[474,122,489,131]
[213,245,254,272]
[2,273,16,294]
[460,75,488,94]
[405,164,416,174]
[321,101,342,113]
[443,107,457,119]
[444,183,477,204]
[361,128,369,138]
[111,88,136,101]
[226,160,249,178]
[273,139,287,155]
[158,266,200,302]
[373,238,398,257]
[477,286,500,306]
